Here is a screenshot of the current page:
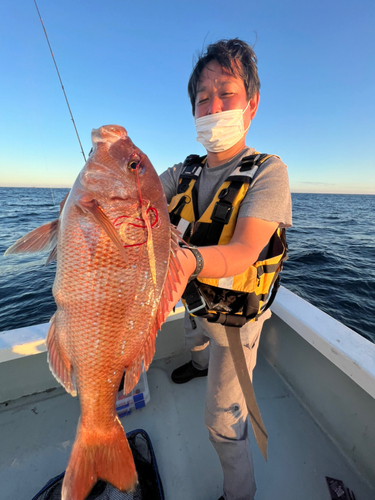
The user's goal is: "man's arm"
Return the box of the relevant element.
[171,217,278,305]
[197,217,278,279]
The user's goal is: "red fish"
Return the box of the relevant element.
[5,125,183,499]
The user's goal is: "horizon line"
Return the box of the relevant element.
[0,185,374,196]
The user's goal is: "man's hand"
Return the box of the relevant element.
[170,246,196,307]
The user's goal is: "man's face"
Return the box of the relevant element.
[194,60,258,126]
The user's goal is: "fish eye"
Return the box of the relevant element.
[128,160,139,170]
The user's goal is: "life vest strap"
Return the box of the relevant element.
[238,153,271,171]
[206,312,248,327]
[204,180,242,245]
[177,155,206,194]
[171,155,206,227]
[225,325,268,460]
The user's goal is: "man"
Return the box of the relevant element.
[161,39,292,500]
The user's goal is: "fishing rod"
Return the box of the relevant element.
[33,0,87,163]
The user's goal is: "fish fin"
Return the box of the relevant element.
[123,323,158,394]
[142,324,158,370]
[157,225,184,324]
[123,226,184,394]
[45,245,57,264]
[59,192,69,214]
[46,315,76,396]
[62,417,137,500]
[77,198,128,262]
[4,219,59,256]
[124,352,143,394]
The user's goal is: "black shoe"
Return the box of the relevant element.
[171,361,208,384]
[218,496,224,500]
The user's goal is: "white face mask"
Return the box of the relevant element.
[194,101,251,153]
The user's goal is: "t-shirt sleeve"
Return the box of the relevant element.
[159,162,184,203]
[238,156,292,228]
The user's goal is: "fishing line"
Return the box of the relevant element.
[33,0,86,162]
[50,187,55,206]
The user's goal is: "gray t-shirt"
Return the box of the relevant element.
[159,146,292,345]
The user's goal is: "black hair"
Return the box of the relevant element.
[187,38,260,115]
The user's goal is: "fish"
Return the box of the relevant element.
[4,125,183,500]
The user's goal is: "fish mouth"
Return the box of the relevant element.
[91,125,128,145]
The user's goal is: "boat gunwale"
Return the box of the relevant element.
[1,287,374,400]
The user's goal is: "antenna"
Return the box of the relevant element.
[33,0,87,162]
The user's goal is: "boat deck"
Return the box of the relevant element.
[0,350,373,500]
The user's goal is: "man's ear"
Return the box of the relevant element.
[249,92,260,120]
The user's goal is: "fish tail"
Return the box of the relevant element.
[62,417,137,500]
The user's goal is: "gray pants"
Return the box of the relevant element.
[184,313,262,500]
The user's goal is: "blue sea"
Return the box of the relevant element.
[0,188,374,343]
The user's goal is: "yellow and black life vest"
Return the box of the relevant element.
[169,153,288,328]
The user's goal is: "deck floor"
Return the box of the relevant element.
[0,352,373,500]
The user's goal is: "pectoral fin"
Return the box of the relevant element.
[4,219,59,256]
[77,198,128,262]
[46,245,58,264]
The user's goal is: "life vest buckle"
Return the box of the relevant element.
[178,179,191,193]
[211,201,233,224]
[185,294,206,314]
[239,153,269,172]
[218,187,229,199]
[183,280,208,315]
[183,164,200,175]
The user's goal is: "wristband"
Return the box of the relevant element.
[182,245,204,281]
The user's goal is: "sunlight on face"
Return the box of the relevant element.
[194,60,249,119]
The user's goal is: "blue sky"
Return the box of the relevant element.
[1,0,374,193]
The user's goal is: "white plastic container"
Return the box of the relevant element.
[116,367,150,417]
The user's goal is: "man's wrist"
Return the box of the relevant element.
[181,245,204,281]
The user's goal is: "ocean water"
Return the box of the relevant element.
[0,188,374,343]
[281,193,375,343]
